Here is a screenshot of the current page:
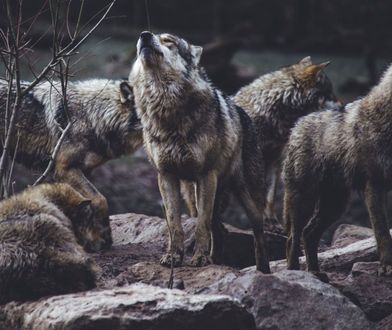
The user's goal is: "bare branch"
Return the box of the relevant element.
[0,0,117,197]
[62,0,116,56]
[33,121,71,186]
[0,0,23,194]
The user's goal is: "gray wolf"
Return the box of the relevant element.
[234,57,340,223]
[129,31,270,273]
[283,63,392,278]
[0,78,143,250]
[0,183,99,303]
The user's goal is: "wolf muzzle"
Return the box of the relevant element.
[139,31,154,56]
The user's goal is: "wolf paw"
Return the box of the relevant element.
[160,252,183,268]
[378,264,392,277]
[189,254,212,267]
[309,271,329,283]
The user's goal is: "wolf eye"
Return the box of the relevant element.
[161,38,175,46]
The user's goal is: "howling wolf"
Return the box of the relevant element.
[0,79,143,250]
[129,31,270,273]
[283,62,392,278]
[0,183,98,304]
[234,56,339,223]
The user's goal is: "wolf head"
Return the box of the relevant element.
[46,183,111,253]
[130,31,203,81]
[290,56,341,111]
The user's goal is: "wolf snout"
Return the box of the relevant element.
[140,31,153,43]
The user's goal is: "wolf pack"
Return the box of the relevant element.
[1,30,392,303]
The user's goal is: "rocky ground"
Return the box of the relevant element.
[1,213,392,329]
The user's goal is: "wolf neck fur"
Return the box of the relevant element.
[136,70,212,127]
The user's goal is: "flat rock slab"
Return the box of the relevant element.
[331,224,373,248]
[267,234,380,275]
[125,262,239,293]
[202,269,372,330]
[0,283,255,330]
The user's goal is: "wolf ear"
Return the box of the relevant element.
[302,61,331,78]
[78,199,92,209]
[120,82,133,104]
[191,45,203,65]
[299,56,312,65]
[77,199,92,217]
[317,60,331,68]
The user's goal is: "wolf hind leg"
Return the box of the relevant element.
[284,186,317,270]
[264,163,281,222]
[158,172,184,268]
[233,175,270,273]
[210,186,230,264]
[303,185,348,276]
[364,180,392,276]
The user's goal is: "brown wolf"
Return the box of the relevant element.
[0,183,99,304]
[234,57,340,223]
[129,31,270,273]
[283,63,392,278]
[0,79,143,250]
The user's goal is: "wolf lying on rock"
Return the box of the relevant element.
[130,31,270,273]
[0,183,98,304]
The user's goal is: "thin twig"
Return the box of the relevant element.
[7,130,19,192]
[33,121,71,186]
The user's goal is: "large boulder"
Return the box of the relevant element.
[0,283,255,330]
[202,269,372,330]
[331,224,373,248]
[337,262,392,322]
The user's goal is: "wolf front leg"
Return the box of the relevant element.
[190,171,218,267]
[364,180,392,276]
[53,165,112,250]
[158,172,184,267]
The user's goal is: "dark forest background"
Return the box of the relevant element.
[1,0,392,238]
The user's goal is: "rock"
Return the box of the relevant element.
[0,283,255,330]
[110,213,195,249]
[331,224,373,248]
[268,234,379,275]
[110,213,287,268]
[202,269,372,330]
[350,261,380,276]
[222,224,287,266]
[337,262,392,321]
[378,313,392,329]
[126,262,239,293]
